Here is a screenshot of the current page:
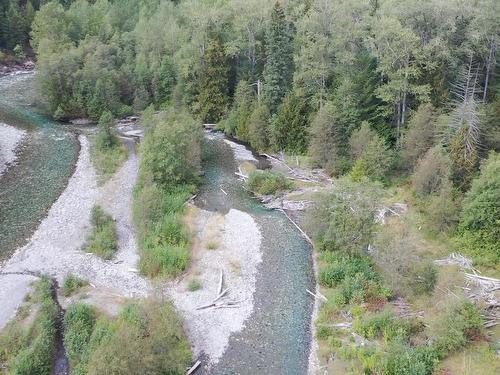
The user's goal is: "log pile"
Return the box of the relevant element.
[196,269,243,310]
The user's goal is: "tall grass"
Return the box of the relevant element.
[0,278,58,375]
[67,301,191,375]
[247,170,294,196]
[133,109,202,278]
[83,205,118,260]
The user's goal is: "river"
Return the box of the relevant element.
[0,72,78,257]
[197,135,315,375]
[0,72,315,375]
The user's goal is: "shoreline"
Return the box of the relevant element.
[0,122,27,177]
[0,134,149,329]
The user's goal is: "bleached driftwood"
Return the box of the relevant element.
[186,360,201,375]
[218,269,224,295]
[434,253,474,269]
[220,187,228,196]
[306,289,328,302]
[280,209,314,246]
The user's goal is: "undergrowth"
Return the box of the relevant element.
[65,300,191,375]
[83,206,118,260]
[247,170,294,196]
[0,278,58,375]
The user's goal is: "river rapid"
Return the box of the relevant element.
[0,72,78,257]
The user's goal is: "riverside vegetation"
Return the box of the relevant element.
[0,0,498,374]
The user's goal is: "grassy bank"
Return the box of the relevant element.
[63,300,191,375]
[307,176,499,374]
[90,111,127,184]
[0,278,58,375]
[133,108,202,278]
[247,170,294,196]
[90,139,127,183]
[83,206,118,260]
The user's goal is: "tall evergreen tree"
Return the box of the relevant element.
[263,1,294,113]
[197,31,230,123]
[271,90,309,153]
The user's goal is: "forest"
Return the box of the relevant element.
[20,0,498,261]
[1,0,499,374]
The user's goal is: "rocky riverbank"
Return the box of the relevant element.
[0,122,26,177]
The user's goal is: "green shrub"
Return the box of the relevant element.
[0,278,58,375]
[307,177,381,255]
[62,275,88,297]
[407,262,438,296]
[354,309,412,344]
[64,303,96,369]
[431,299,484,356]
[91,138,127,182]
[187,279,202,291]
[84,206,118,260]
[384,344,439,375]
[319,252,378,288]
[457,152,500,265]
[81,301,191,375]
[141,109,202,189]
[247,170,294,196]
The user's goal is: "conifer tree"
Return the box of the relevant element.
[271,91,309,153]
[263,1,294,113]
[198,31,229,123]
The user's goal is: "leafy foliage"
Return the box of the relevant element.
[247,170,293,196]
[84,205,118,260]
[307,177,382,255]
[457,152,500,264]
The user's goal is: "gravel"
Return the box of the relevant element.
[0,135,150,328]
[166,208,262,366]
[0,122,26,177]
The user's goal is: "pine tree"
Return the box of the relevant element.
[97,110,116,150]
[263,1,294,113]
[271,91,309,153]
[198,31,229,123]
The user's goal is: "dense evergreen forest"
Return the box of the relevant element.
[25,0,499,260]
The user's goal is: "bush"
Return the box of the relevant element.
[402,104,437,169]
[84,206,118,260]
[413,145,452,196]
[407,262,438,296]
[353,309,412,343]
[187,279,202,291]
[457,152,500,264]
[319,252,378,288]
[430,299,484,356]
[0,278,58,375]
[134,184,192,277]
[384,345,439,375]
[62,275,88,297]
[83,301,191,375]
[247,170,294,196]
[349,122,392,181]
[64,304,96,369]
[307,177,381,255]
[141,109,202,189]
